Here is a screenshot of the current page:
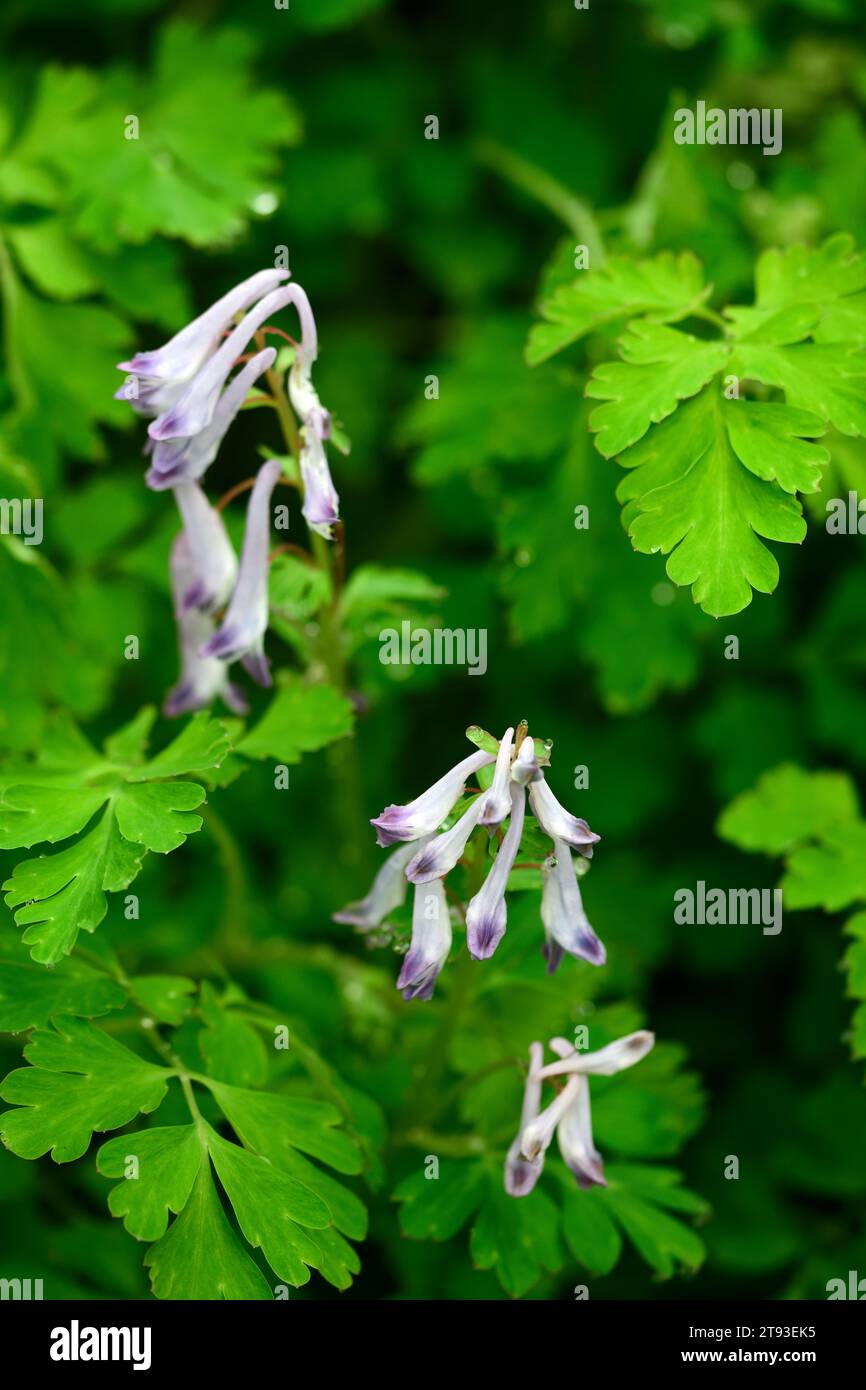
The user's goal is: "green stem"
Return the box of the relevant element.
[202,803,248,956]
[267,364,368,870]
[473,137,606,265]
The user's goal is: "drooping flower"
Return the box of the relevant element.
[200,458,283,687]
[504,1042,545,1197]
[146,347,276,491]
[511,734,540,787]
[540,838,606,972]
[148,284,299,442]
[286,284,340,539]
[338,725,604,996]
[331,840,423,929]
[505,1030,655,1197]
[117,268,289,418]
[298,416,340,539]
[405,795,487,884]
[396,877,452,1001]
[465,780,526,959]
[370,748,495,847]
[477,726,515,827]
[528,776,599,857]
[163,533,248,718]
[172,480,237,614]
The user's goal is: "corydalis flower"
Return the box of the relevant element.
[148,284,299,442]
[146,347,276,491]
[331,840,423,929]
[540,838,606,972]
[505,1030,655,1197]
[163,533,247,718]
[117,268,288,419]
[529,776,599,858]
[287,285,340,539]
[397,877,452,1001]
[466,781,525,959]
[339,725,603,996]
[172,480,237,614]
[504,1042,545,1196]
[371,748,495,847]
[200,459,283,687]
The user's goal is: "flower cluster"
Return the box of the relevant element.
[334,724,604,999]
[504,1031,655,1197]
[116,269,340,715]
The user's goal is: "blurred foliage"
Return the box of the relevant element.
[1,0,866,1301]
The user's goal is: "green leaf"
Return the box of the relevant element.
[208,1081,364,1175]
[0,931,125,1031]
[0,1016,169,1162]
[238,677,354,763]
[613,392,811,617]
[144,1161,274,1301]
[38,24,300,252]
[0,711,229,962]
[528,250,711,365]
[394,1161,487,1241]
[197,986,268,1088]
[557,1179,623,1275]
[3,808,146,964]
[205,1129,360,1289]
[603,1185,705,1278]
[469,1175,562,1297]
[98,1126,201,1242]
[129,976,196,1027]
[587,322,729,459]
[718,764,860,855]
[782,823,866,911]
[114,782,207,854]
[583,236,866,615]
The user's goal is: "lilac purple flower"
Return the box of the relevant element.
[200,458,283,687]
[117,268,288,419]
[336,725,603,996]
[172,480,237,614]
[396,877,452,1001]
[163,533,248,718]
[506,1030,655,1196]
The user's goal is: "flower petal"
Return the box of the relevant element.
[371,748,495,847]
[529,776,600,857]
[466,783,526,960]
[397,878,452,1001]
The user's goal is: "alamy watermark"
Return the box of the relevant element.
[826,491,866,534]
[674,101,782,157]
[0,497,42,546]
[379,621,487,676]
[674,882,782,936]
[0,1276,43,1299]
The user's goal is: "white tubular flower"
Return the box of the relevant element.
[504,1042,546,1197]
[371,749,495,847]
[540,838,606,971]
[466,782,526,960]
[537,1030,655,1080]
[504,1031,655,1198]
[331,839,424,930]
[557,1075,606,1189]
[511,735,540,786]
[396,877,452,1002]
[163,534,247,719]
[117,268,289,417]
[529,776,600,857]
[404,795,486,884]
[172,480,238,615]
[200,459,283,687]
[477,727,515,827]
